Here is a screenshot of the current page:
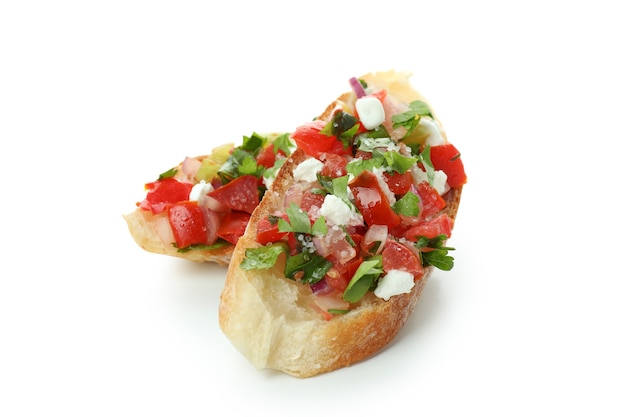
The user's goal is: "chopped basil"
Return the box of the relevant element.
[393,192,421,217]
[415,235,455,271]
[418,145,435,186]
[272,133,293,155]
[158,167,177,180]
[346,157,384,177]
[174,239,231,253]
[279,203,312,234]
[422,249,455,271]
[285,252,332,285]
[392,100,434,139]
[218,132,279,184]
[383,151,418,174]
[320,110,360,150]
[240,244,287,270]
[342,256,383,303]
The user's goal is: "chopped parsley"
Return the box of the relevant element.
[392,100,434,139]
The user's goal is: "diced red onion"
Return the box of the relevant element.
[362,224,388,254]
[349,77,367,98]
[310,278,332,295]
[181,157,201,178]
[200,206,220,245]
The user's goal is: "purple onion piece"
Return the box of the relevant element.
[349,77,366,98]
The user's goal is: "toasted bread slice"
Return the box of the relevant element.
[219,71,465,377]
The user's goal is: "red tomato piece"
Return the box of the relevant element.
[429,143,467,188]
[139,178,193,214]
[349,171,401,229]
[383,171,414,195]
[256,214,288,245]
[325,256,363,292]
[381,240,424,279]
[320,153,348,178]
[218,211,251,245]
[208,175,260,214]
[256,144,276,169]
[292,120,351,158]
[167,201,209,248]
[300,191,326,213]
[417,182,446,220]
[405,214,453,241]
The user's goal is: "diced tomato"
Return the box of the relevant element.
[320,153,348,178]
[292,120,351,158]
[167,201,209,248]
[256,214,288,245]
[349,171,401,229]
[383,171,414,195]
[417,182,446,220]
[300,190,326,213]
[256,145,276,169]
[139,178,193,214]
[217,211,251,245]
[405,214,453,241]
[429,143,467,188]
[381,240,424,279]
[325,256,363,292]
[208,175,260,214]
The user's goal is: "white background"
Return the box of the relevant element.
[2,1,625,416]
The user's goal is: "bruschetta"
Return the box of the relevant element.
[219,70,466,376]
[124,132,294,264]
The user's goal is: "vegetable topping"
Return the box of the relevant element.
[136,133,294,251]
[241,78,467,319]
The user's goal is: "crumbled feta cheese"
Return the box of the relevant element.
[189,180,213,202]
[293,157,323,183]
[374,270,415,301]
[420,118,445,146]
[411,166,449,195]
[319,194,363,226]
[355,97,385,130]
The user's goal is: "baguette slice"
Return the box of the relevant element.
[219,71,465,377]
[124,133,293,265]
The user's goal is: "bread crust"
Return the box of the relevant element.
[123,208,233,265]
[219,71,464,377]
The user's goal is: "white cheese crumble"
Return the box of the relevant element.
[420,117,445,146]
[293,157,323,183]
[411,165,449,195]
[374,269,415,301]
[189,180,213,202]
[355,97,385,130]
[319,194,363,226]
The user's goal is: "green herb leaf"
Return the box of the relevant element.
[311,216,328,236]
[240,132,267,153]
[174,240,230,253]
[392,100,434,139]
[278,203,312,234]
[346,157,384,177]
[383,151,418,174]
[414,234,456,271]
[284,252,333,284]
[272,133,293,155]
[422,249,455,270]
[320,111,359,150]
[158,168,177,180]
[393,192,421,217]
[343,256,383,303]
[240,244,288,270]
[419,145,435,186]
